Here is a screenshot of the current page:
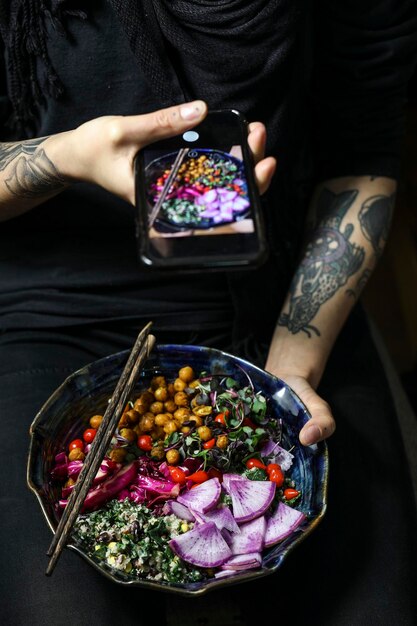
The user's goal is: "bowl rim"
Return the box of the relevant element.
[27,343,329,595]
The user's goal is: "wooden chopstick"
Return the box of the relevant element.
[148,147,188,228]
[46,322,155,576]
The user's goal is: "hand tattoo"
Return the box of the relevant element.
[358,193,395,257]
[279,189,365,337]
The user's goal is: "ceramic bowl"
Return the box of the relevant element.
[27,344,328,595]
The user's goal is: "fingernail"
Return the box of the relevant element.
[300,424,322,446]
[180,101,204,121]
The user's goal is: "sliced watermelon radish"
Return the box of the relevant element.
[264,501,306,547]
[214,569,238,579]
[177,477,221,513]
[229,478,276,523]
[163,500,195,522]
[169,521,232,568]
[191,505,240,534]
[222,473,246,494]
[229,515,266,555]
[220,552,262,570]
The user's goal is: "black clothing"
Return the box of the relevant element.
[0,1,417,337]
[0,2,417,625]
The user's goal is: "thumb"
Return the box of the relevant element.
[281,375,336,446]
[124,100,208,147]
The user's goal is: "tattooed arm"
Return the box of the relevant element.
[265,175,396,445]
[0,103,275,223]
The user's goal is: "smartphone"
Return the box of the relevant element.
[134,109,269,271]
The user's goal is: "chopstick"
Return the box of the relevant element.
[148,147,188,228]
[46,321,156,576]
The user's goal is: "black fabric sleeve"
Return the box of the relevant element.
[312,0,417,181]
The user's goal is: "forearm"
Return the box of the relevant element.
[0,132,77,222]
[266,175,396,388]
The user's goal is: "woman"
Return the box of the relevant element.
[0,2,416,624]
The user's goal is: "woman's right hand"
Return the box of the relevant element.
[47,100,209,206]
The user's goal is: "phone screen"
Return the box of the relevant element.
[135,110,267,270]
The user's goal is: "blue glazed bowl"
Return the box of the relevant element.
[27,344,328,595]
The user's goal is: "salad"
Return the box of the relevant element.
[51,366,306,584]
[148,150,250,228]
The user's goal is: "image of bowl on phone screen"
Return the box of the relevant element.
[144,148,254,236]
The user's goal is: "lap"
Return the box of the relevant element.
[1,313,416,626]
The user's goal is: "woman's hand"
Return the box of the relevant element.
[48,101,276,205]
[273,373,336,446]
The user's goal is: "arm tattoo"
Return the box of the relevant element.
[279,188,365,337]
[0,138,46,171]
[0,139,66,199]
[358,193,395,257]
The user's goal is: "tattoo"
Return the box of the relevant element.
[358,193,395,257]
[3,148,66,199]
[0,138,46,171]
[279,189,365,337]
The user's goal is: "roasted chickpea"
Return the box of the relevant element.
[109,448,127,462]
[164,420,178,435]
[89,414,103,429]
[150,401,164,414]
[151,375,167,389]
[167,383,176,397]
[125,409,140,424]
[119,428,136,443]
[133,396,151,415]
[64,477,75,488]
[174,377,187,392]
[193,405,212,417]
[155,413,169,426]
[68,448,85,461]
[197,425,212,441]
[150,445,165,460]
[188,414,203,427]
[154,386,169,402]
[216,434,229,449]
[181,426,191,434]
[174,391,189,407]
[151,426,165,440]
[179,366,194,383]
[166,449,180,465]
[139,412,155,432]
[164,400,177,413]
[188,379,200,389]
[174,407,190,421]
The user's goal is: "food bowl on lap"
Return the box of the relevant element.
[27,344,328,595]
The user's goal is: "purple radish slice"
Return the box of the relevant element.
[229,516,266,555]
[177,478,221,513]
[221,552,262,570]
[260,440,294,471]
[264,501,306,547]
[169,522,232,568]
[229,478,276,523]
[214,569,237,579]
[192,505,240,534]
[233,197,250,212]
[163,500,195,522]
[222,473,246,494]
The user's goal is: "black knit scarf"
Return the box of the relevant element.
[0,0,301,151]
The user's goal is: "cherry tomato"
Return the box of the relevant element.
[168,466,187,484]
[208,467,223,482]
[284,488,300,500]
[268,467,285,487]
[187,470,209,483]
[266,463,281,475]
[137,434,153,451]
[214,410,229,426]
[203,438,216,450]
[245,457,266,470]
[68,439,84,452]
[243,417,256,429]
[83,428,97,444]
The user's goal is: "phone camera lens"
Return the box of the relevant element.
[182,130,199,142]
